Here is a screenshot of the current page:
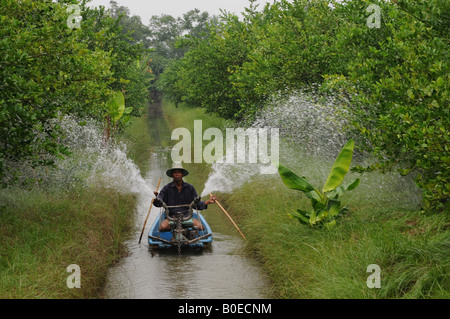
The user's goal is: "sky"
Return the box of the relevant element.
[87,0,278,23]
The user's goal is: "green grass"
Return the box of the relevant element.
[219,175,449,299]
[118,108,153,172]
[162,100,231,133]
[0,186,136,299]
[161,99,450,299]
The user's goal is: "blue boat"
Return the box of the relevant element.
[148,201,213,251]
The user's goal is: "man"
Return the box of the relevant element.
[153,163,216,231]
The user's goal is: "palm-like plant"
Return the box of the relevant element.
[277,140,360,230]
[104,91,133,143]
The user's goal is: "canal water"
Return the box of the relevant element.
[103,103,270,299]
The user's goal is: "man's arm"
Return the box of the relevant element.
[153,186,167,207]
[193,188,216,210]
[205,194,216,206]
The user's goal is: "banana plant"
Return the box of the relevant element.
[104,91,133,143]
[277,140,360,230]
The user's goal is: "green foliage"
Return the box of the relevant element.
[0,0,106,182]
[0,0,152,185]
[159,12,254,119]
[83,2,154,116]
[104,91,134,142]
[322,0,450,213]
[106,91,126,124]
[323,140,356,193]
[158,0,449,213]
[160,0,342,119]
[146,9,215,98]
[277,140,360,229]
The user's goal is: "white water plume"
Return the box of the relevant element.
[201,161,264,197]
[201,90,351,197]
[253,91,351,157]
[29,115,153,198]
[201,89,422,209]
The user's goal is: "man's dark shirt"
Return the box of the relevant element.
[155,181,207,217]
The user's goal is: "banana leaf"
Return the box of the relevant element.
[327,199,341,218]
[326,178,360,199]
[106,91,125,123]
[305,190,325,210]
[315,209,329,223]
[323,139,355,193]
[277,163,316,193]
[309,209,317,226]
[289,209,310,225]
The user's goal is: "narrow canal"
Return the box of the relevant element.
[103,103,270,299]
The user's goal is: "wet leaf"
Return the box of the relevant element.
[323,140,355,193]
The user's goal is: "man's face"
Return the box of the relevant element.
[172,169,183,182]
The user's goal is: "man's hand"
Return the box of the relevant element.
[205,194,217,205]
[153,197,163,207]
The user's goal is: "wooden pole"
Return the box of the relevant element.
[211,194,246,241]
[139,177,162,243]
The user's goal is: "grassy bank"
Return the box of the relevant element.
[221,182,449,299]
[161,99,449,299]
[0,186,136,299]
[161,100,230,191]
[0,113,156,298]
[119,109,153,173]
